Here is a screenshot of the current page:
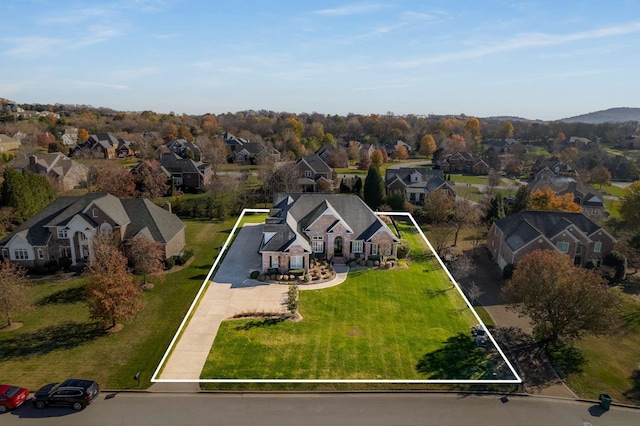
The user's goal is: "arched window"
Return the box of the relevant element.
[100,222,113,236]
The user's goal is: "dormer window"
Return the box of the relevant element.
[92,208,98,218]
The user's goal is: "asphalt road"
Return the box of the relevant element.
[3,393,638,426]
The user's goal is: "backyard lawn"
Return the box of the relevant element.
[0,219,234,390]
[200,220,512,381]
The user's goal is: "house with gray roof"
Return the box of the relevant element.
[157,152,212,192]
[260,193,398,273]
[0,193,185,270]
[166,138,202,161]
[8,152,89,191]
[385,168,455,203]
[487,210,615,270]
[296,154,333,192]
[72,133,133,159]
[529,177,606,222]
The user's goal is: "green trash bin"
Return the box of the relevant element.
[599,393,612,410]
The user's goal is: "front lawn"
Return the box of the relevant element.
[200,220,509,382]
[0,219,234,390]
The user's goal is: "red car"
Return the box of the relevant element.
[0,384,30,413]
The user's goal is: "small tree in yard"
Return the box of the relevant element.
[129,237,165,285]
[286,283,299,314]
[0,259,30,327]
[503,250,620,343]
[86,236,144,330]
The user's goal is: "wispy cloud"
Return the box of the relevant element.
[68,80,129,90]
[40,7,113,25]
[110,67,161,80]
[3,36,65,57]
[395,21,640,67]
[313,2,387,16]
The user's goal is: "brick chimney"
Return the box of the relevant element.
[28,155,37,172]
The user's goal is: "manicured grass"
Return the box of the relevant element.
[0,219,234,390]
[600,184,627,198]
[453,185,484,203]
[448,174,489,185]
[200,220,500,381]
[563,296,640,404]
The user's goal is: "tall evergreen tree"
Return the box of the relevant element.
[1,169,55,223]
[363,164,385,210]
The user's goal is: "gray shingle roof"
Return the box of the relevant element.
[121,198,185,243]
[299,154,331,174]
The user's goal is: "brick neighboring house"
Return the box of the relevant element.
[316,144,347,167]
[439,151,490,174]
[0,192,186,269]
[532,157,574,178]
[259,193,399,274]
[231,142,280,165]
[487,210,615,270]
[72,133,133,159]
[385,167,455,203]
[529,177,606,222]
[8,152,89,191]
[166,138,202,161]
[157,152,212,192]
[296,154,333,192]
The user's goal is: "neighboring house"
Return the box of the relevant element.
[385,168,455,203]
[60,127,78,146]
[316,144,348,168]
[616,135,640,149]
[0,192,186,269]
[259,193,399,273]
[487,210,615,270]
[157,152,212,192]
[231,142,280,165]
[166,138,202,161]
[222,132,248,148]
[439,151,490,174]
[532,157,574,177]
[383,140,413,157]
[485,139,518,154]
[296,153,333,192]
[0,134,21,152]
[8,153,89,191]
[72,133,133,159]
[529,177,607,222]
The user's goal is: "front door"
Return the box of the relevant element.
[334,237,343,257]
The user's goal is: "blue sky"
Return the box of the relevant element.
[1,1,639,120]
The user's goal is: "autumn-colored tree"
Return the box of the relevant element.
[161,123,178,141]
[446,134,466,154]
[133,159,169,199]
[426,225,455,257]
[452,198,481,246]
[95,164,136,198]
[128,237,165,285]
[347,141,360,161]
[558,147,579,163]
[370,149,384,166]
[35,132,55,148]
[78,128,90,143]
[379,147,389,163]
[527,187,582,212]
[285,118,304,139]
[463,118,482,141]
[419,134,436,157]
[201,114,220,136]
[497,121,514,139]
[358,150,371,170]
[177,125,193,142]
[503,250,620,342]
[0,259,30,327]
[589,166,612,188]
[393,145,409,160]
[200,136,229,175]
[620,181,640,230]
[86,236,144,329]
[423,190,454,223]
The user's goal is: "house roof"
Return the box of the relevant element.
[384,167,443,185]
[0,134,21,145]
[299,154,332,174]
[260,193,397,253]
[158,152,208,176]
[529,178,604,207]
[8,152,88,179]
[494,210,605,252]
[0,193,184,248]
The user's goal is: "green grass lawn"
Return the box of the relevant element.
[0,219,235,390]
[600,184,627,198]
[200,220,504,382]
[453,185,484,203]
[448,174,489,185]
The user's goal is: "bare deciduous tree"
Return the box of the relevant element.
[0,259,30,327]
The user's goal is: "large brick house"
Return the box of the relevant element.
[487,210,615,270]
[8,152,89,191]
[385,168,455,203]
[0,192,186,269]
[259,193,398,274]
[157,152,212,192]
[439,151,490,174]
[72,133,133,159]
[296,154,333,192]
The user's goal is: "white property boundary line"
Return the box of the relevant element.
[151,209,522,384]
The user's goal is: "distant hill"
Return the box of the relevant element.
[561,107,640,124]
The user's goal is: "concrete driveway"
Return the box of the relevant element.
[158,223,287,381]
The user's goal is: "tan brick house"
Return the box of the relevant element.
[487,210,615,270]
[259,193,398,274]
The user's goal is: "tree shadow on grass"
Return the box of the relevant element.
[620,308,640,333]
[0,322,106,361]
[235,318,285,331]
[36,287,86,306]
[189,274,208,281]
[623,369,640,405]
[544,341,586,377]
[416,333,491,379]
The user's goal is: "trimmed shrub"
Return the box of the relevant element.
[396,239,410,258]
[250,270,260,279]
[366,260,374,267]
[503,263,515,280]
[604,251,627,281]
[164,256,176,270]
[59,256,72,271]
